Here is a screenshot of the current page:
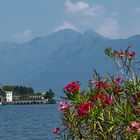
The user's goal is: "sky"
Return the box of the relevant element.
[0,0,140,42]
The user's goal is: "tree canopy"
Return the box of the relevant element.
[2,85,34,95]
[43,89,55,99]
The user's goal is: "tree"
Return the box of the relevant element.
[0,89,5,97]
[2,85,15,91]
[13,85,34,95]
[44,89,55,100]
[1,85,34,95]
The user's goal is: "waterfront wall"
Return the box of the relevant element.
[2,100,56,105]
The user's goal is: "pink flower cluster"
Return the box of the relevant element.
[117,51,124,57]
[117,45,136,59]
[114,76,124,83]
[93,93,113,107]
[128,52,136,59]
[58,101,69,111]
[126,121,140,134]
[93,80,107,90]
[64,81,80,93]
[113,76,124,94]
[76,101,94,116]
[52,127,61,135]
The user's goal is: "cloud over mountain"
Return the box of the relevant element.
[54,21,77,32]
[64,0,120,39]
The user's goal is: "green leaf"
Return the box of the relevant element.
[93,123,96,130]
[107,125,114,132]
[97,121,103,132]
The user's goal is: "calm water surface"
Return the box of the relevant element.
[0,104,61,140]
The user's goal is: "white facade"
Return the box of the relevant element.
[5,91,13,102]
[41,92,46,95]
[41,92,46,100]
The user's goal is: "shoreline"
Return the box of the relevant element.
[0,100,56,105]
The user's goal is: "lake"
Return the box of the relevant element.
[0,104,61,140]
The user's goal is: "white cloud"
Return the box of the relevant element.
[65,0,105,17]
[97,18,120,38]
[65,0,89,13]
[54,21,77,32]
[63,1,120,38]
[84,5,105,17]
[14,29,32,42]
[134,7,140,14]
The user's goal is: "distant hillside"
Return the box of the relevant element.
[0,29,140,96]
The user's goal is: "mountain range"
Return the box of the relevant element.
[0,29,140,96]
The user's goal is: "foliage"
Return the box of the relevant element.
[2,85,15,92]
[53,45,140,140]
[43,89,55,100]
[2,85,34,95]
[0,89,5,97]
[14,85,34,95]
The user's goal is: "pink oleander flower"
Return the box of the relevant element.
[58,101,69,111]
[117,51,124,57]
[126,126,131,133]
[128,52,135,59]
[131,121,139,128]
[64,123,71,127]
[64,81,80,93]
[76,101,94,116]
[114,76,124,83]
[93,93,113,107]
[115,77,121,83]
[94,80,107,90]
[52,127,61,135]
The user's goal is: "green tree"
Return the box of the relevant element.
[0,89,5,97]
[14,85,34,95]
[2,85,34,95]
[44,89,55,100]
[2,85,15,91]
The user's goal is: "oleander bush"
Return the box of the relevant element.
[53,45,140,140]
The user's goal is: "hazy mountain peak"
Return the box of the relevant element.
[53,28,81,37]
[84,29,107,40]
[126,35,140,40]
[45,29,81,45]
[29,29,81,46]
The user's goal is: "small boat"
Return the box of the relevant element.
[0,102,2,105]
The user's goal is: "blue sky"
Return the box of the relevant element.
[0,0,140,42]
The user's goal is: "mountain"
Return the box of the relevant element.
[0,29,140,96]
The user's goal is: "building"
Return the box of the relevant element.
[41,92,46,100]
[5,91,13,102]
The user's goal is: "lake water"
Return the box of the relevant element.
[0,104,61,140]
